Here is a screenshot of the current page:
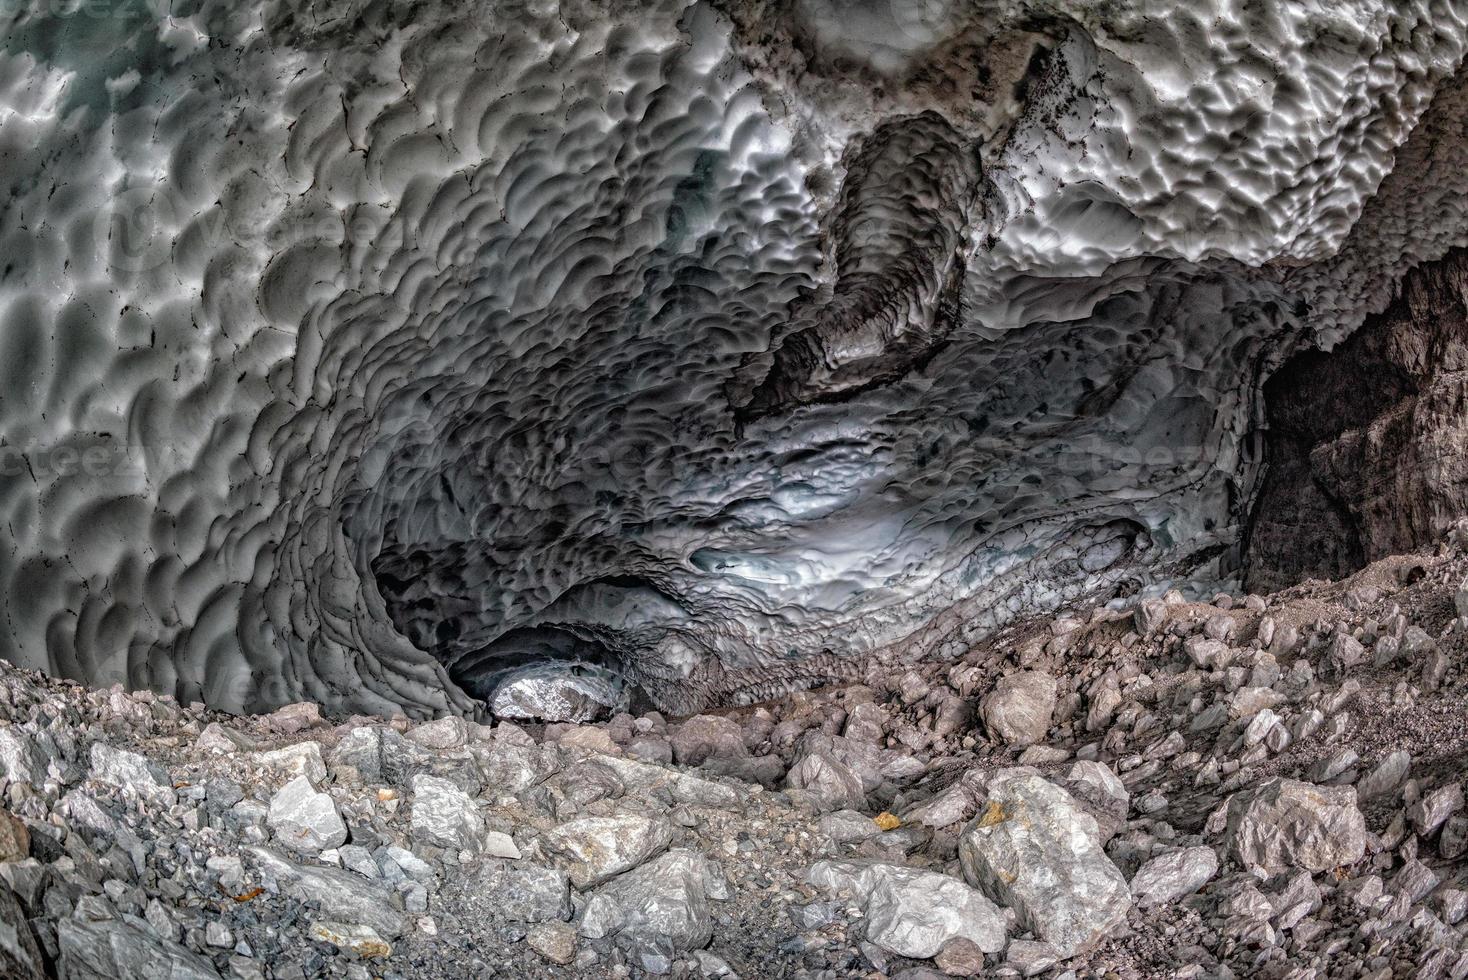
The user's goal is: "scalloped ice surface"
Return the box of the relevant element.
[4,0,1468,717]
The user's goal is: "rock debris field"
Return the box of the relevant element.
[9,531,1468,980]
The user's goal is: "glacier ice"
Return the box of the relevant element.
[2,0,1468,716]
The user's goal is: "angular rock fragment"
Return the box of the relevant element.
[1062,760,1129,842]
[89,743,174,804]
[1357,750,1410,800]
[902,781,977,829]
[540,814,672,888]
[0,729,48,789]
[308,921,392,958]
[670,714,748,766]
[980,672,1057,747]
[807,860,1006,958]
[410,773,493,851]
[843,702,888,743]
[579,849,730,958]
[489,663,626,723]
[1134,598,1168,635]
[1004,939,1061,977]
[248,847,407,938]
[527,920,578,964]
[404,715,471,750]
[593,753,741,808]
[818,809,886,843]
[267,775,348,852]
[1407,782,1464,837]
[1326,633,1365,675]
[1129,846,1218,906]
[958,771,1130,957]
[0,882,43,978]
[267,702,322,733]
[470,860,571,922]
[473,738,550,796]
[785,740,867,812]
[328,725,430,787]
[254,741,328,784]
[195,722,259,754]
[0,808,28,862]
[57,917,222,979]
[1222,778,1366,876]
[1184,636,1233,670]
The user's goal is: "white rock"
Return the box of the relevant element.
[195,722,260,754]
[404,716,471,750]
[1130,846,1218,906]
[0,728,48,789]
[540,814,673,888]
[489,663,626,723]
[267,775,347,852]
[579,849,730,957]
[807,860,1007,958]
[89,743,175,805]
[958,770,1130,957]
[410,773,489,851]
[254,742,328,784]
[1222,778,1366,876]
[1357,750,1411,800]
[980,672,1058,747]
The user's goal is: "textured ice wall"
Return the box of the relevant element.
[3,0,1468,715]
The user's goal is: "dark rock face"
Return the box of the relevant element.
[1245,250,1468,592]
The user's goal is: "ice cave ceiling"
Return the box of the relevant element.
[4,0,1468,718]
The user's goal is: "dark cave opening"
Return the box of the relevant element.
[444,625,625,704]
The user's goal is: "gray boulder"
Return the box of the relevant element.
[411,773,495,852]
[1134,598,1168,635]
[471,860,571,922]
[540,814,673,889]
[89,743,174,805]
[248,847,407,938]
[579,849,730,958]
[473,739,551,796]
[670,715,748,767]
[1129,846,1219,906]
[785,740,867,812]
[328,725,431,787]
[808,860,1007,958]
[958,770,1131,957]
[267,775,347,852]
[489,662,626,723]
[819,810,886,844]
[57,917,221,979]
[1221,778,1366,876]
[1357,750,1410,800]
[979,672,1057,747]
[404,716,471,750]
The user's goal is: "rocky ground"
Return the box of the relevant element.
[9,532,1468,979]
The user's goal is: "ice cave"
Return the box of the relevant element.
[7,0,1468,976]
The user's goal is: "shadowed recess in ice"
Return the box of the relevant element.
[3,0,1468,716]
